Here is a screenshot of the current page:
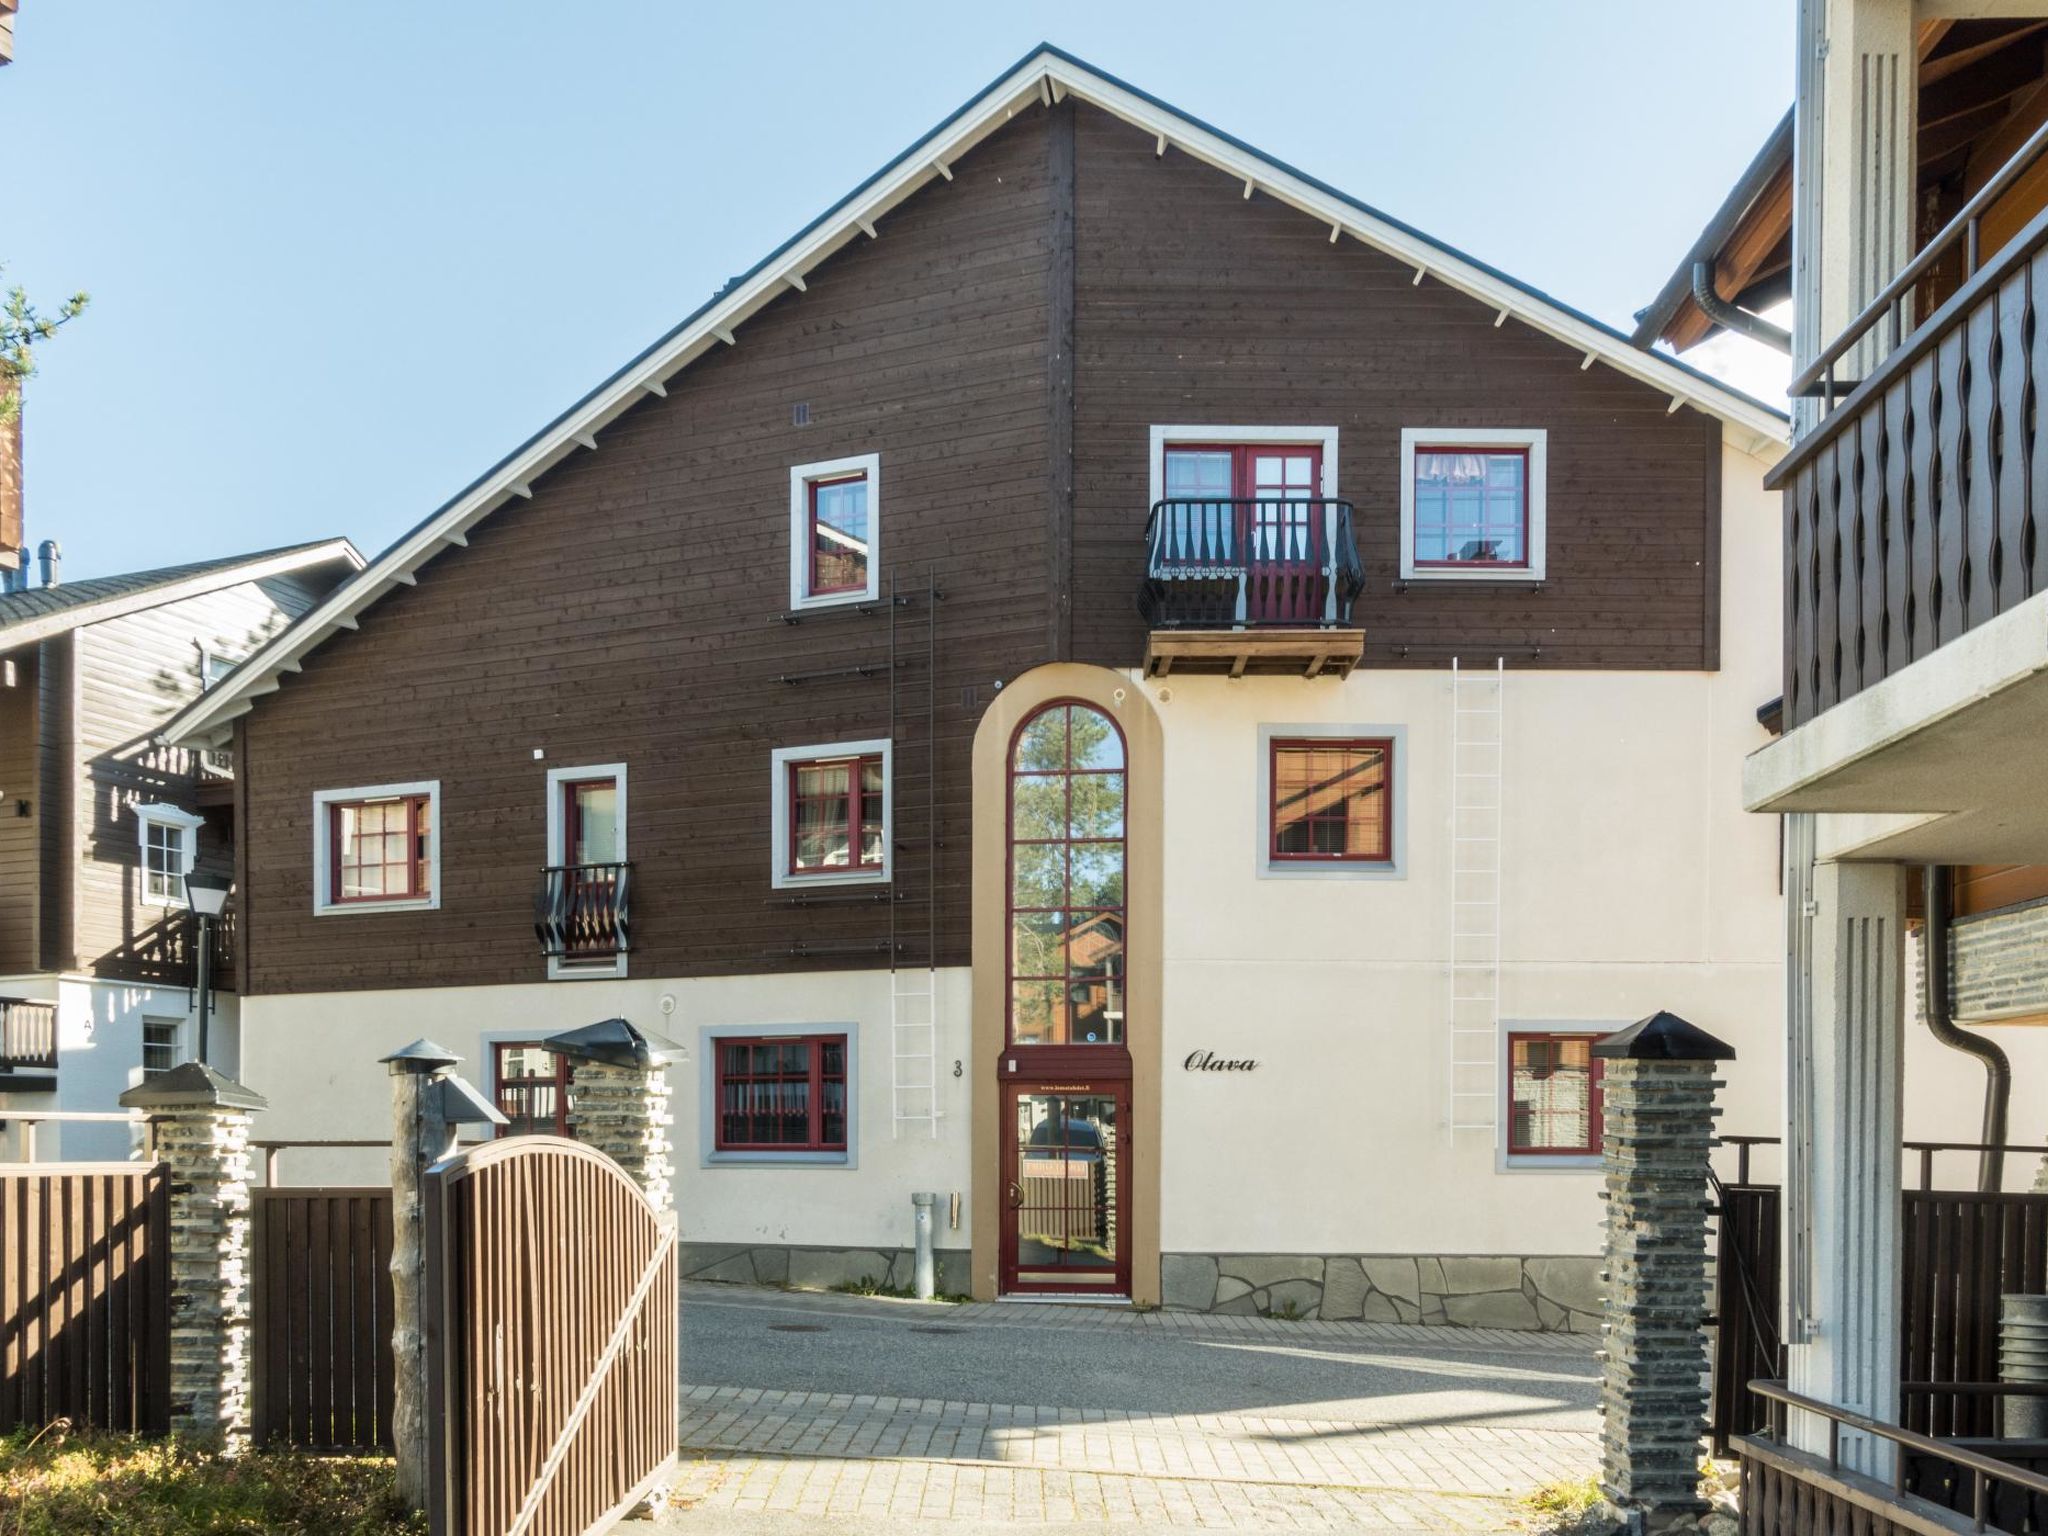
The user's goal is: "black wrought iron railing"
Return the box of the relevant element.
[0,998,58,1072]
[535,863,631,962]
[1139,498,1364,629]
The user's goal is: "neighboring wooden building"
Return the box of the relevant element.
[0,537,360,1159]
[167,47,1809,1316]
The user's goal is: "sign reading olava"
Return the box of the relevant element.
[1183,1050,1258,1073]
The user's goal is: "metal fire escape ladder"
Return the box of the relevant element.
[889,566,943,1138]
[1447,657,1505,1143]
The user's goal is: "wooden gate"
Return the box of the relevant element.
[423,1136,677,1536]
[252,1187,395,1450]
[1710,1183,1782,1454]
[0,1162,170,1434]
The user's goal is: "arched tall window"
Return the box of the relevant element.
[1008,702,1126,1047]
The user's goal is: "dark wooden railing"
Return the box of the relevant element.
[1740,1381,2048,1536]
[535,862,631,962]
[0,998,57,1072]
[1139,498,1364,629]
[1768,197,2048,729]
[1712,1182,1783,1454]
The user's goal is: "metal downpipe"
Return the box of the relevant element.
[1923,866,2011,1193]
[1691,261,1793,354]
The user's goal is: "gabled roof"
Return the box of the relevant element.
[164,43,1790,749]
[0,537,363,651]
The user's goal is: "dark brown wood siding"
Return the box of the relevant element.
[1068,104,1722,671]
[237,113,1056,994]
[234,101,1728,996]
[0,646,37,973]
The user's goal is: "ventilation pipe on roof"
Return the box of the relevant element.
[35,538,58,589]
[1924,865,2011,1193]
[1692,261,1792,355]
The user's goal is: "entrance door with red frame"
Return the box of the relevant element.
[1162,444,1324,622]
[1000,1081,1129,1296]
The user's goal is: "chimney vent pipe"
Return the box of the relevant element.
[36,539,58,588]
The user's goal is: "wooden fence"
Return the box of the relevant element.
[1902,1189,2048,1438]
[252,1186,396,1451]
[1712,1185,2048,1445]
[1711,1183,1782,1454]
[425,1136,678,1536]
[0,1163,169,1434]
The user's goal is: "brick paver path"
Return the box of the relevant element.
[662,1284,1599,1531]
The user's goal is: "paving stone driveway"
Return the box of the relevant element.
[658,1282,1600,1532]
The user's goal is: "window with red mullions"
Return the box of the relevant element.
[1269,738,1391,863]
[329,795,432,903]
[788,755,884,876]
[715,1035,848,1151]
[807,472,870,596]
[1411,446,1529,569]
[1507,1034,1604,1156]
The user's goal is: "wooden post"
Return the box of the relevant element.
[383,1039,461,1513]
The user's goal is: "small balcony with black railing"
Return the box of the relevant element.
[535,862,631,971]
[1138,497,1365,679]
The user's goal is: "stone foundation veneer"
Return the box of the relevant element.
[1160,1252,1602,1331]
[680,1241,973,1296]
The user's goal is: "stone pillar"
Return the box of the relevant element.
[119,1063,267,1452]
[544,1016,679,1216]
[1593,1010,1735,1536]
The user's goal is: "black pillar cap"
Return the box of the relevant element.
[1591,1010,1737,1062]
[118,1061,269,1112]
[542,1017,681,1070]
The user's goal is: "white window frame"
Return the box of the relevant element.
[789,452,881,611]
[1399,427,1548,582]
[141,1015,186,1080]
[544,762,629,980]
[198,643,242,691]
[769,738,893,890]
[133,803,204,907]
[1145,424,1341,506]
[1496,1018,1620,1173]
[312,780,442,916]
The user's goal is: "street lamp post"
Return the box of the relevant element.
[183,869,233,1066]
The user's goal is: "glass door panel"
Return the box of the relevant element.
[1004,1090,1124,1293]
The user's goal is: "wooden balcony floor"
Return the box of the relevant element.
[1143,627,1364,680]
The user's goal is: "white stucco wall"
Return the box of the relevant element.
[0,972,238,1162]
[236,967,972,1252]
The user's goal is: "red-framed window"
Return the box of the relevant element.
[1411,445,1530,569]
[787,754,884,876]
[807,472,870,597]
[328,795,433,904]
[493,1041,570,1137]
[1008,701,1127,1048]
[714,1034,848,1151]
[561,775,621,865]
[1506,1033,1604,1156]
[1270,738,1392,863]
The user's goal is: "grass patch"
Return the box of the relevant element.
[826,1275,969,1303]
[0,1422,426,1535]
[1522,1475,1607,1535]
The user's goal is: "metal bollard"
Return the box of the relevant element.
[912,1192,937,1300]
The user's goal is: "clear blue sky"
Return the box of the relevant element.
[1,2,1790,581]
